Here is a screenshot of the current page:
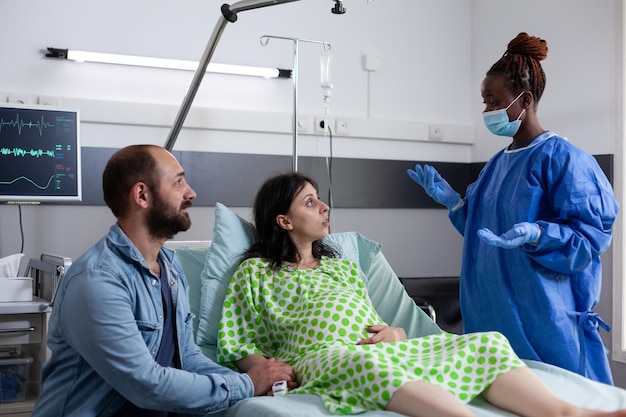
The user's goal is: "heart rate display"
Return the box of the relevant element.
[1,148,57,158]
[0,103,81,203]
[0,113,55,136]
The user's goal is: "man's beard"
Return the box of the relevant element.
[146,189,192,240]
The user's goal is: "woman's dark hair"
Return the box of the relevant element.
[245,172,339,271]
[487,32,548,107]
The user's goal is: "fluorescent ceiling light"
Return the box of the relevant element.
[45,48,291,79]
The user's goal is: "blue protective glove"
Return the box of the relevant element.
[477,222,541,249]
[407,164,461,210]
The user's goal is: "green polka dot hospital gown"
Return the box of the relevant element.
[217,257,525,414]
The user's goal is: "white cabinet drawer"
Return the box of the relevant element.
[0,314,43,345]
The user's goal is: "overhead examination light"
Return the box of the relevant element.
[44,47,292,79]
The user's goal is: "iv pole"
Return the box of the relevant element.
[164,0,347,153]
[260,36,331,171]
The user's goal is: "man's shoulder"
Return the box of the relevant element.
[68,231,134,278]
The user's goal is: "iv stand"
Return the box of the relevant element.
[164,0,347,152]
[260,36,331,171]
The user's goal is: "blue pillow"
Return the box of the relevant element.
[173,246,208,337]
[196,203,257,347]
[322,231,382,285]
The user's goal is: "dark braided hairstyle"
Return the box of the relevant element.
[487,32,548,107]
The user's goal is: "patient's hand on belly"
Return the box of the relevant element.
[356,325,407,345]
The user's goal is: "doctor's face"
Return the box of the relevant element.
[481,74,522,116]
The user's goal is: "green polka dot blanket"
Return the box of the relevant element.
[217,257,525,414]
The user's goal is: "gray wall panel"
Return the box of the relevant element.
[71,148,615,208]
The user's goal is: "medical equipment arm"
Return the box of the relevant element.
[477,222,541,249]
[407,164,461,210]
[165,0,348,151]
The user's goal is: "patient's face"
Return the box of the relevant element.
[283,182,330,244]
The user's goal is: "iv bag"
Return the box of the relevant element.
[320,53,333,90]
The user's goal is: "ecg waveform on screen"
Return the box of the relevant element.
[0,175,55,190]
[0,113,55,136]
[0,147,56,158]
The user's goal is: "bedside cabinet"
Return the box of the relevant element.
[0,298,51,417]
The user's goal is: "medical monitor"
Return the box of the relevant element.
[0,102,81,203]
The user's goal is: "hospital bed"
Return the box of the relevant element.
[169,202,626,416]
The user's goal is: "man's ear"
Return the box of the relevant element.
[131,182,150,209]
[276,214,292,231]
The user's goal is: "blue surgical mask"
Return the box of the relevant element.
[482,91,526,137]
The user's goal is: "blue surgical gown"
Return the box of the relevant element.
[449,131,618,385]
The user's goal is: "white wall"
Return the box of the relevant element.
[0,0,619,274]
[1,0,623,381]
[470,1,620,160]
[1,0,476,276]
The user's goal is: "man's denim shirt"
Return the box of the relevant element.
[32,224,253,417]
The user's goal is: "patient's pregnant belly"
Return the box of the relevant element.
[269,269,383,356]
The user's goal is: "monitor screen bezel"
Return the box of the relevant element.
[0,102,82,204]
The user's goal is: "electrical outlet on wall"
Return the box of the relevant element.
[297,115,309,133]
[7,94,35,105]
[335,118,350,135]
[428,125,444,141]
[38,96,60,106]
[314,116,331,133]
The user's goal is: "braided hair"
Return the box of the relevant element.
[487,32,548,106]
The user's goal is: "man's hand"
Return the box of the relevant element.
[245,357,298,396]
[357,325,407,345]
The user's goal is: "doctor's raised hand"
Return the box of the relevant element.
[407,164,461,210]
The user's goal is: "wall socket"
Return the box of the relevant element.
[7,94,35,105]
[297,115,309,133]
[428,125,444,141]
[4,94,60,106]
[335,118,350,135]
[314,116,331,133]
[38,96,60,106]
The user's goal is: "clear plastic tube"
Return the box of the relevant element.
[320,52,333,90]
[320,52,333,115]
